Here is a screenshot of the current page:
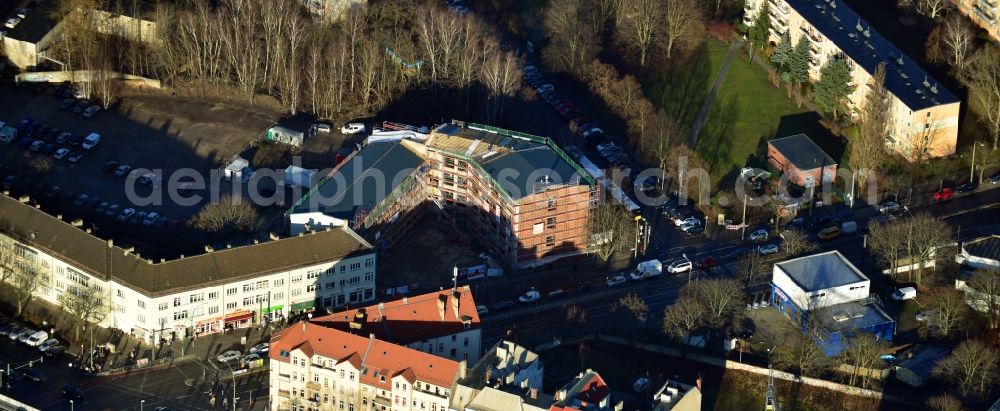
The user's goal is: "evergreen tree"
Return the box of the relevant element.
[770,34,792,70]
[788,34,812,86]
[748,2,771,52]
[813,58,855,117]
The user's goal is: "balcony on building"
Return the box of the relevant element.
[769,0,789,15]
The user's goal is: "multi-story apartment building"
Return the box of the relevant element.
[303,0,366,21]
[549,370,621,411]
[950,0,1000,43]
[311,287,483,363]
[0,194,376,345]
[269,322,464,411]
[287,121,598,267]
[450,340,550,411]
[744,0,962,160]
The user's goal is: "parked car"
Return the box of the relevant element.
[114,164,132,176]
[29,140,44,151]
[117,207,136,221]
[878,201,901,214]
[44,185,61,198]
[535,84,554,93]
[958,181,978,193]
[216,350,242,363]
[37,338,60,352]
[82,105,101,118]
[749,229,769,242]
[57,98,76,110]
[933,187,954,201]
[102,160,119,173]
[67,152,83,163]
[72,194,90,206]
[250,342,269,354]
[818,226,841,240]
[491,300,515,311]
[53,148,70,159]
[56,132,72,144]
[758,243,780,255]
[240,353,261,367]
[674,216,700,227]
[475,305,488,315]
[341,123,366,135]
[915,310,933,322]
[892,287,917,301]
[518,290,541,303]
[695,256,717,269]
[105,204,120,217]
[606,275,627,287]
[143,212,160,226]
[9,328,34,341]
[95,201,110,213]
[681,223,704,235]
[989,171,1000,184]
[313,123,333,133]
[72,100,90,113]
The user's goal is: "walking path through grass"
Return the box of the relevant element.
[687,39,742,146]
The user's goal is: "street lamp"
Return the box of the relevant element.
[222,359,237,411]
[971,141,987,183]
[140,399,145,411]
[69,400,74,411]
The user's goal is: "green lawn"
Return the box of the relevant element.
[645,40,813,186]
[695,41,810,184]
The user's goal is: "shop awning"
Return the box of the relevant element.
[289,300,315,311]
[224,311,253,323]
[262,305,284,314]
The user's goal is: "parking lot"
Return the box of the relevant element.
[0,83,295,256]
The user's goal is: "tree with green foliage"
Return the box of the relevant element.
[747,1,770,61]
[770,34,792,70]
[813,58,855,117]
[788,34,812,87]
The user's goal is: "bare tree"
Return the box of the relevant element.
[838,333,889,388]
[480,48,522,124]
[614,293,649,325]
[565,304,588,323]
[935,339,1000,398]
[542,0,600,75]
[967,270,1000,329]
[639,110,683,191]
[60,285,110,342]
[615,0,664,66]
[916,0,953,20]
[869,213,951,284]
[735,253,768,288]
[191,195,260,232]
[588,203,636,262]
[0,235,18,284]
[771,331,829,377]
[851,63,891,195]
[663,0,704,59]
[941,15,975,74]
[923,288,968,339]
[10,254,45,316]
[661,295,705,345]
[684,279,743,328]
[780,228,817,257]
[962,46,1000,150]
[926,395,965,411]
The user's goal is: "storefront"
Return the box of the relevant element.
[289,299,316,313]
[261,305,284,324]
[195,317,222,336]
[224,310,254,330]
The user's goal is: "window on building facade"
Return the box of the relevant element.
[292,275,302,283]
[173,297,181,307]
[190,293,204,303]
[243,283,256,292]
[546,216,556,228]
[208,306,219,315]
[307,269,322,279]
[273,292,284,300]
[307,284,317,292]
[546,235,556,247]
[115,303,125,313]
[137,314,145,323]
[364,289,373,300]
[158,302,167,311]
[350,262,361,271]
[116,289,124,298]
[226,287,238,296]
[208,291,218,299]
[547,197,557,210]
[273,279,285,287]
[226,302,237,309]
[364,273,373,282]
[174,310,188,320]
[137,300,145,309]
[291,289,302,296]
[350,276,360,285]
[243,297,254,306]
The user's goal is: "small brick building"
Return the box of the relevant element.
[767,134,838,187]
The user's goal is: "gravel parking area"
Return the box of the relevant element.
[0,84,287,257]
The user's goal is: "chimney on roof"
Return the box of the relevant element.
[530,388,538,400]
[458,358,467,380]
[18,195,29,203]
[555,389,566,402]
[369,333,376,340]
[160,258,165,263]
[56,214,62,220]
[71,218,84,227]
[302,320,308,333]
[402,296,408,305]
[696,374,703,392]
[253,239,259,245]
[485,368,492,384]
[107,239,114,248]
[226,243,232,249]
[85,228,91,233]
[270,232,280,241]
[437,294,448,321]
[205,245,214,253]
[451,290,461,318]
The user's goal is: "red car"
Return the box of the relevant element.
[933,187,955,201]
[695,256,717,269]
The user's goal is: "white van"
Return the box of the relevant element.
[24,330,48,347]
[892,287,917,301]
[81,132,100,150]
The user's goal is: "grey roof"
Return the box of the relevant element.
[433,124,589,200]
[6,1,57,43]
[0,194,373,297]
[776,251,868,291]
[289,141,425,221]
[816,299,893,333]
[964,235,1000,261]
[768,134,836,171]
[784,0,959,111]
[897,346,950,379]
